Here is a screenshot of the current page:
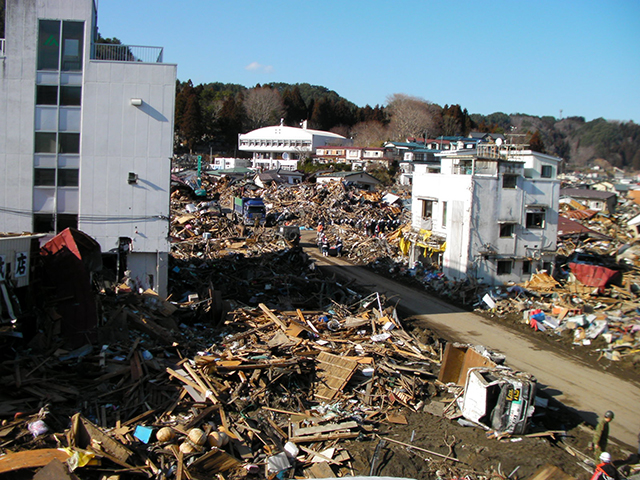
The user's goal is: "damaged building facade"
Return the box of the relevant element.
[409,143,562,285]
[0,0,176,296]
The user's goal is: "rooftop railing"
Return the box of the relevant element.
[0,39,5,57]
[91,43,164,63]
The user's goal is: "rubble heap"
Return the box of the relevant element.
[0,286,459,479]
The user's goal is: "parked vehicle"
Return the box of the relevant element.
[233,197,267,225]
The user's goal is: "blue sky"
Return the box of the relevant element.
[96,0,640,123]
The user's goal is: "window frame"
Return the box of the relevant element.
[499,223,515,237]
[526,210,546,229]
[502,174,518,189]
[497,260,513,275]
[421,199,434,220]
[541,165,553,178]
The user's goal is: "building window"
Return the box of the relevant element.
[421,199,433,219]
[35,133,57,153]
[38,20,61,71]
[58,169,79,187]
[499,223,515,237]
[522,260,532,275]
[442,201,448,227]
[541,165,553,178]
[38,20,84,72]
[61,21,84,71]
[497,260,512,275]
[58,133,80,154]
[33,213,55,233]
[36,86,59,105]
[60,86,82,106]
[502,174,518,188]
[57,214,78,231]
[34,168,56,186]
[526,210,546,229]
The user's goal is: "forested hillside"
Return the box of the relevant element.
[175,80,640,171]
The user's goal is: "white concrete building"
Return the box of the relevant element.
[0,0,176,296]
[209,157,252,170]
[239,121,351,171]
[410,145,561,285]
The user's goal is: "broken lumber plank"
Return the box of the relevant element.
[293,420,358,437]
[298,445,343,466]
[258,303,288,331]
[183,362,219,403]
[304,461,335,479]
[189,448,242,474]
[0,449,70,474]
[289,431,359,443]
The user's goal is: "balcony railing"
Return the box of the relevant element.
[91,43,164,63]
[0,39,5,57]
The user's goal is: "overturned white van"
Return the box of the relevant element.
[459,367,537,435]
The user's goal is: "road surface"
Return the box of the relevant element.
[301,231,640,449]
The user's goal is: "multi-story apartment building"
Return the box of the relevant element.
[409,143,561,285]
[0,0,176,295]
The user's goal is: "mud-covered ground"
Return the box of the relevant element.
[339,408,634,480]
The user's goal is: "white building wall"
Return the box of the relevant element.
[0,1,43,233]
[411,164,473,280]
[412,155,560,285]
[80,61,176,255]
[0,0,176,296]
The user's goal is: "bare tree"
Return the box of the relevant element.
[243,87,285,130]
[386,93,438,141]
[350,121,388,147]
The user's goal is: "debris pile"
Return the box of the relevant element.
[169,175,411,265]
[1,288,466,479]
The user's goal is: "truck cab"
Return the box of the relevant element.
[233,197,267,225]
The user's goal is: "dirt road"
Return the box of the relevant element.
[301,231,640,449]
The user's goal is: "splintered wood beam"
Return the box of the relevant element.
[0,449,70,474]
[258,303,288,331]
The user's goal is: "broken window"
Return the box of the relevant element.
[502,174,517,189]
[522,260,532,275]
[421,199,433,219]
[499,223,515,237]
[497,260,512,275]
[525,210,545,229]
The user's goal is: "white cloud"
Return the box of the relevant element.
[245,62,274,73]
